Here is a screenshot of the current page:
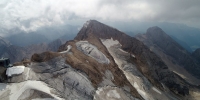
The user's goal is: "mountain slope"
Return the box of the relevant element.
[72,20,193,98]
[135,26,200,85]
[192,48,200,63]
[170,35,193,53]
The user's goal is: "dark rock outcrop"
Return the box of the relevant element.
[31,51,60,62]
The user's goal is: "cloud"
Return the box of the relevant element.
[0,0,200,36]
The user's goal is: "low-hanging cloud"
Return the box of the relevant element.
[0,0,200,36]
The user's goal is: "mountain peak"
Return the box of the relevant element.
[145,26,187,52]
[146,26,166,36]
[82,20,100,28]
[75,20,123,41]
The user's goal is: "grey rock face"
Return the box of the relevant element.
[76,41,110,64]
[1,56,95,100]
[30,56,95,100]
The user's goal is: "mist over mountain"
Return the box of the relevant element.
[170,35,193,53]
[6,33,49,47]
[0,34,72,63]
[158,23,200,51]
[4,24,79,47]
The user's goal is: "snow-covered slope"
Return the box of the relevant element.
[101,38,175,100]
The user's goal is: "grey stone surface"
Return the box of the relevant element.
[76,41,110,64]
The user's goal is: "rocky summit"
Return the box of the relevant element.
[0,20,200,100]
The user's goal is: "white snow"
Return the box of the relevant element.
[131,54,135,58]
[119,48,128,54]
[0,80,63,100]
[133,82,148,100]
[152,87,162,94]
[84,20,90,28]
[96,87,103,95]
[94,86,135,100]
[107,90,121,98]
[101,38,120,48]
[6,66,25,77]
[59,45,72,54]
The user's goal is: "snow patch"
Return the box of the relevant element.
[6,66,25,77]
[134,82,148,100]
[94,86,136,100]
[59,45,72,54]
[119,48,128,54]
[0,80,63,100]
[84,20,90,28]
[131,54,135,58]
[107,90,121,98]
[152,87,161,94]
[101,38,120,48]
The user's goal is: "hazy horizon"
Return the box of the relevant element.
[1,0,200,37]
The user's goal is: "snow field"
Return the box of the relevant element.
[6,66,25,77]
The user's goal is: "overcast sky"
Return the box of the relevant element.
[0,0,200,36]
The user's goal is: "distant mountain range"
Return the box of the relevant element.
[119,22,200,52]
[0,36,67,63]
